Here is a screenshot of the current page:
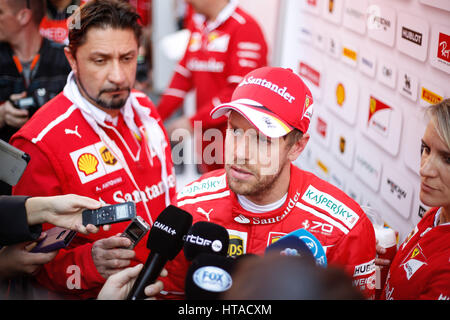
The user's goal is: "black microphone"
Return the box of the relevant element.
[126,205,193,300]
[183,221,229,261]
[185,253,236,300]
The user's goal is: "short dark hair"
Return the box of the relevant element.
[284,128,304,147]
[68,0,142,56]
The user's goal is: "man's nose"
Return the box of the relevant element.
[108,59,126,85]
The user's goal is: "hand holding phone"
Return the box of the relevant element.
[31,227,77,253]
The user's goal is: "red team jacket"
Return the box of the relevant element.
[157,2,267,171]
[11,83,176,299]
[161,165,377,299]
[382,207,450,300]
[157,3,268,127]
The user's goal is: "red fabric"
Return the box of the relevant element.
[11,91,175,299]
[39,16,69,44]
[160,165,377,299]
[381,207,450,300]
[157,5,268,172]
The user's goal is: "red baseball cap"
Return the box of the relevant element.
[210,67,314,138]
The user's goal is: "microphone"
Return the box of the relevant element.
[183,221,229,261]
[185,253,235,300]
[279,229,328,267]
[265,235,314,260]
[126,205,193,300]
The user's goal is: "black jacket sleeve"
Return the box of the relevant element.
[0,196,42,246]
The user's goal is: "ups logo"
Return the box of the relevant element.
[100,146,117,165]
[228,235,244,257]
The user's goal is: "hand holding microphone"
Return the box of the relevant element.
[126,205,193,300]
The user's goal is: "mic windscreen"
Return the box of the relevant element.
[184,221,229,261]
[185,253,235,300]
[280,229,328,267]
[147,205,193,260]
[265,235,314,260]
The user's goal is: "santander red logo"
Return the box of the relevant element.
[438,32,450,64]
[299,62,320,87]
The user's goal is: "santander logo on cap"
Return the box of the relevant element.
[237,76,297,104]
[210,67,314,136]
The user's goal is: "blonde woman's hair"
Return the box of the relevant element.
[427,98,450,150]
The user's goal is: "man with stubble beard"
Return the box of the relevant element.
[158,67,377,300]
[10,0,176,299]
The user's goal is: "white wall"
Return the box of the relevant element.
[239,0,281,64]
[275,0,450,241]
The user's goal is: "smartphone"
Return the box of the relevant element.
[0,139,30,186]
[121,216,150,249]
[31,227,77,253]
[82,202,136,227]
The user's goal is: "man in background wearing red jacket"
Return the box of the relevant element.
[157,0,268,173]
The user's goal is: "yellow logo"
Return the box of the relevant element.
[411,247,420,259]
[336,83,345,106]
[339,136,346,154]
[100,146,117,165]
[343,47,357,61]
[228,235,244,257]
[208,32,219,43]
[421,87,443,105]
[77,153,99,176]
[370,97,377,114]
[317,159,329,174]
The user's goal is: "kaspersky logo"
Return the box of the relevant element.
[234,191,301,225]
[301,185,359,229]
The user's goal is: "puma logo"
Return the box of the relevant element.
[65,125,81,138]
[197,207,213,221]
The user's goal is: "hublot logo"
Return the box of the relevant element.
[401,27,423,46]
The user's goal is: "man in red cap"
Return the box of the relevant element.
[160,67,376,299]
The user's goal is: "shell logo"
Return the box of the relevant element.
[77,153,99,176]
[336,83,345,106]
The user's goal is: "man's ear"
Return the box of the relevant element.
[287,133,310,162]
[64,47,77,74]
[16,8,32,27]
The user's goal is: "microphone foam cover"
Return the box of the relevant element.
[184,221,229,261]
[279,228,328,267]
[147,205,193,260]
[185,253,236,300]
[265,235,314,260]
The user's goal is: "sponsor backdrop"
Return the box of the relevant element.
[275,0,449,241]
